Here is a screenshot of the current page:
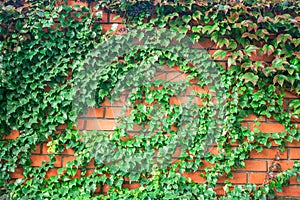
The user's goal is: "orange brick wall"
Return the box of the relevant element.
[7,1,300,198]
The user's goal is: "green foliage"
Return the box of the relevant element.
[1,0,299,199]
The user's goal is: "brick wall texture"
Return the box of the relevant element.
[6,1,300,198]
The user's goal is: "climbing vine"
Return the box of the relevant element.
[0,0,299,199]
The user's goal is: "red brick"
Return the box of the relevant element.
[31,144,41,154]
[73,119,84,130]
[250,148,287,159]
[217,62,227,70]
[42,143,49,154]
[284,91,298,98]
[289,148,300,160]
[122,183,140,190]
[45,85,52,92]
[241,122,248,128]
[67,1,88,7]
[86,107,104,118]
[102,184,111,193]
[61,146,75,155]
[30,155,62,167]
[290,114,300,123]
[267,160,294,171]
[63,156,76,167]
[105,107,123,118]
[9,168,24,179]
[85,169,95,176]
[287,140,300,147]
[73,170,81,178]
[217,173,247,184]
[169,97,189,105]
[163,65,181,72]
[87,158,95,168]
[186,85,209,95]
[250,123,285,133]
[199,160,214,170]
[250,53,274,62]
[3,130,20,140]
[130,124,142,132]
[101,96,127,106]
[155,72,167,80]
[56,124,67,130]
[183,172,206,183]
[167,72,188,82]
[289,176,300,184]
[101,24,112,34]
[237,160,267,171]
[207,147,220,155]
[85,119,118,131]
[97,11,109,23]
[172,147,181,157]
[45,168,58,179]
[192,39,215,49]
[243,114,266,122]
[214,185,225,195]
[275,186,300,197]
[248,173,266,184]
[95,186,101,193]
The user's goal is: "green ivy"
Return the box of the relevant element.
[0,0,299,199]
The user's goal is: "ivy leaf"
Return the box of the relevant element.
[244,45,257,56]
[182,15,191,24]
[227,12,239,23]
[273,74,287,86]
[212,50,227,60]
[242,72,259,85]
[202,23,219,34]
[192,26,201,33]
[227,56,236,67]
[262,44,274,56]
[216,38,229,48]
[276,34,292,45]
[242,32,258,40]
[272,58,285,70]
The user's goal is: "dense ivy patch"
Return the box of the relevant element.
[0,0,300,199]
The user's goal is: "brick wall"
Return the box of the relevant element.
[6,1,300,198]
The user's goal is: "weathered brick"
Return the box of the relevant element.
[9,168,24,179]
[250,123,285,133]
[30,155,62,167]
[237,160,267,172]
[85,119,118,131]
[217,173,247,184]
[289,148,300,160]
[248,173,266,184]
[250,148,287,159]
[289,176,300,185]
[86,108,104,118]
[275,186,300,197]
[101,96,127,106]
[31,144,41,154]
[63,156,77,167]
[105,107,123,119]
[122,183,140,190]
[45,168,58,179]
[267,160,294,171]
[3,130,19,140]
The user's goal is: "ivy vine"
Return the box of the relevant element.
[0,0,299,199]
